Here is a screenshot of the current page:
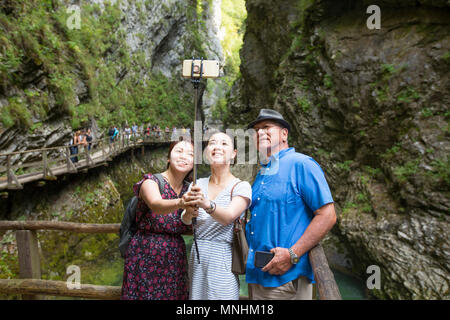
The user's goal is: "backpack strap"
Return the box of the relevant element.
[152,173,167,195]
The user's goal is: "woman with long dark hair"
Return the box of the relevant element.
[121,140,194,300]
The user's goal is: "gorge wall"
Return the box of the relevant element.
[0,0,224,167]
[227,0,449,299]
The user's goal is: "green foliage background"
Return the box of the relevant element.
[0,0,206,131]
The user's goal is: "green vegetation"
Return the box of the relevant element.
[421,107,433,118]
[0,232,20,299]
[212,0,246,121]
[221,0,246,86]
[396,87,421,104]
[342,190,372,218]
[362,165,382,179]
[324,74,333,89]
[380,63,407,78]
[381,143,402,160]
[342,201,357,217]
[0,0,203,131]
[427,157,450,186]
[297,96,312,113]
[393,159,420,183]
[440,52,450,63]
[336,160,353,172]
[367,63,415,105]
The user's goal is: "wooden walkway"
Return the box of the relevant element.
[0,133,173,191]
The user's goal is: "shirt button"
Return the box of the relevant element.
[250,249,254,252]
[261,182,264,185]
[251,232,254,235]
[254,214,257,217]
[257,197,260,201]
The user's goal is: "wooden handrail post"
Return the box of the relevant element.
[16,230,41,300]
[7,155,22,189]
[66,147,77,173]
[42,150,47,178]
[101,139,105,160]
[43,150,56,180]
[7,155,11,184]
[86,147,93,167]
[309,244,341,300]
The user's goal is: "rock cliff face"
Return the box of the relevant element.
[228,0,449,299]
[0,0,224,167]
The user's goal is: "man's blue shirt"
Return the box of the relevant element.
[245,147,334,287]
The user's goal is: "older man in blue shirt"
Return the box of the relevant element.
[245,109,336,300]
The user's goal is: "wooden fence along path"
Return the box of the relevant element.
[0,130,341,300]
[0,221,341,300]
[0,132,172,191]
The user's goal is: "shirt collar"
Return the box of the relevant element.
[260,147,294,167]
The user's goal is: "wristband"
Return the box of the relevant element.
[180,209,192,225]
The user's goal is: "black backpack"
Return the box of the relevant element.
[118,174,190,258]
[119,173,166,258]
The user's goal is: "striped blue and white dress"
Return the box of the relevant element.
[186,176,252,300]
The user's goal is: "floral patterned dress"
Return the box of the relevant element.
[121,173,191,300]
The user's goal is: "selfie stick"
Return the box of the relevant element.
[190,57,204,264]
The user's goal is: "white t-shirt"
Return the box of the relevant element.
[188,176,252,243]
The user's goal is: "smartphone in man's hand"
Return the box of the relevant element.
[254,251,274,268]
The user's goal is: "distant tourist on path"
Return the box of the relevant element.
[86,129,93,151]
[171,127,178,141]
[69,131,80,163]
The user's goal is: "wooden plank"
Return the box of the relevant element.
[16,230,41,300]
[0,221,120,233]
[0,279,121,300]
[309,244,341,300]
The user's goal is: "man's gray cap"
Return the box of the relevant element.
[247,109,291,131]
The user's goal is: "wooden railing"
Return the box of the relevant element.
[0,220,341,300]
[0,221,121,300]
[0,131,174,191]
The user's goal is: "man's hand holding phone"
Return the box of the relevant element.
[260,247,292,276]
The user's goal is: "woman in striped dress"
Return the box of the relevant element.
[182,131,252,300]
